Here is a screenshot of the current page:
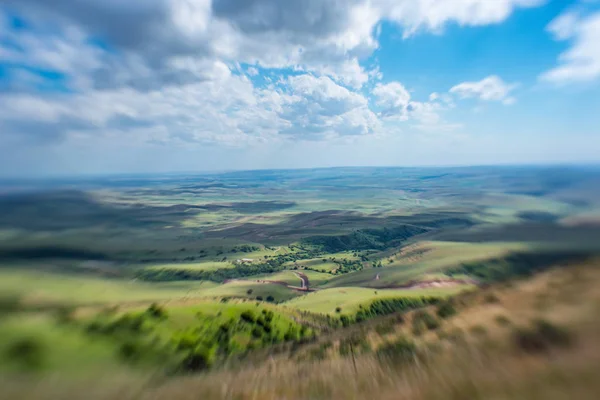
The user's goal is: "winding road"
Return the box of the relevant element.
[293,271,310,291]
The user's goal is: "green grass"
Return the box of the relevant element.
[196,281,302,303]
[148,302,301,343]
[0,269,218,305]
[0,314,127,376]
[325,241,529,288]
[283,286,467,315]
[246,270,332,287]
[145,261,235,271]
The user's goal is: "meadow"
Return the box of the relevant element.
[1,166,599,398]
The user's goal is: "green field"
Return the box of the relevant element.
[0,269,218,305]
[324,241,529,289]
[194,280,302,302]
[247,270,333,287]
[0,314,126,375]
[283,286,470,315]
[146,261,235,271]
[1,166,599,384]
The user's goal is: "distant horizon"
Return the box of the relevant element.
[2,161,600,181]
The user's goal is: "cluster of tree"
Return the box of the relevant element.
[447,251,591,284]
[352,296,440,324]
[230,245,260,253]
[82,304,313,373]
[136,262,285,282]
[332,258,363,274]
[302,225,428,252]
[137,246,325,283]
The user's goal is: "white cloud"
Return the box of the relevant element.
[0,0,544,147]
[372,81,458,133]
[541,11,600,83]
[373,82,412,118]
[378,0,545,37]
[0,73,383,144]
[2,0,545,92]
[280,75,379,138]
[450,75,517,105]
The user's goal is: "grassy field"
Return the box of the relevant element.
[145,261,235,271]
[6,258,600,399]
[0,269,218,305]
[283,286,470,315]
[193,280,303,303]
[285,258,340,272]
[0,314,126,376]
[324,241,529,289]
[245,270,333,287]
[1,166,599,399]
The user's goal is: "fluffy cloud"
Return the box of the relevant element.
[0,0,544,144]
[450,75,517,105]
[2,0,544,91]
[379,0,545,37]
[280,75,379,138]
[372,81,453,132]
[541,10,600,83]
[0,73,382,144]
[373,82,412,118]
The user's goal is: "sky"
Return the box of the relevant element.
[1,0,599,177]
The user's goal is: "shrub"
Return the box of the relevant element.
[484,293,500,304]
[0,295,21,316]
[412,321,425,336]
[54,306,75,324]
[413,310,439,331]
[335,307,342,313]
[445,328,466,344]
[118,340,142,362]
[339,333,370,356]
[246,289,253,295]
[251,326,263,338]
[376,337,417,363]
[240,311,256,323]
[5,338,44,371]
[495,315,511,326]
[513,319,573,353]
[266,295,275,303]
[146,303,167,319]
[375,320,396,336]
[340,315,351,327]
[179,345,215,372]
[256,296,263,301]
[436,301,457,319]
[469,325,488,337]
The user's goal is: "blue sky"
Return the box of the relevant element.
[0,0,599,176]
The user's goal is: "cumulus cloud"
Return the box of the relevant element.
[372,81,455,132]
[0,0,544,145]
[0,73,382,144]
[450,75,517,105]
[373,82,412,118]
[541,10,600,83]
[2,0,543,91]
[378,0,545,37]
[277,74,379,138]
